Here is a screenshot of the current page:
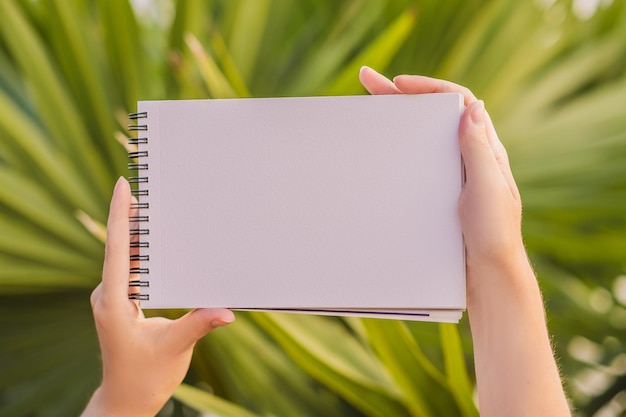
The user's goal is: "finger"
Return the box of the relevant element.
[458,101,503,186]
[485,110,521,201]
[359,66,403,95]
[393,75,478,106]
[101,177,132,303]
[170,308,235,348]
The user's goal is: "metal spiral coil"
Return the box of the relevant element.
[129,294,149,301]
[128,111,150,301]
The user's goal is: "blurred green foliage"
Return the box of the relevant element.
[0,0,625,416]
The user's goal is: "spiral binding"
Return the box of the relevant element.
[128,111,150,301]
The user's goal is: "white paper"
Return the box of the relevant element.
[134,94,466,322]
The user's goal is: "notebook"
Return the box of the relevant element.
[128,94,466,322]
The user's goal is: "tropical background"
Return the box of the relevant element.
[0,0,625,416]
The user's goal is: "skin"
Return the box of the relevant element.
[82,68,571,416]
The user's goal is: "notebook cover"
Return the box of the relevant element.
[132,94,465,314]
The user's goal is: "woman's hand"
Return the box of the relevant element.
[360,66,571,417]
[82,177,235,417]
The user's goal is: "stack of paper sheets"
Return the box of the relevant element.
[129,94,466,322]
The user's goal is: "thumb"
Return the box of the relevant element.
[459,100,501,185]
[171,308,235,348]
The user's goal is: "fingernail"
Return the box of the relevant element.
[360,65,373,75]
[469,100,485,127]
[113,176,125,196]
[211,312,235,328]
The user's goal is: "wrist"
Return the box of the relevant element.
[82,386,161,417]
[466,248,542,313]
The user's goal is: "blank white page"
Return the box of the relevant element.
[135,94,465,312]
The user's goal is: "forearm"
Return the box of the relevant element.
[467,253,571,417]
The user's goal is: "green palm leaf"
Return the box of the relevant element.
[1,1,625,416]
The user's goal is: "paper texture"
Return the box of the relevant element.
[133,94,465,322]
